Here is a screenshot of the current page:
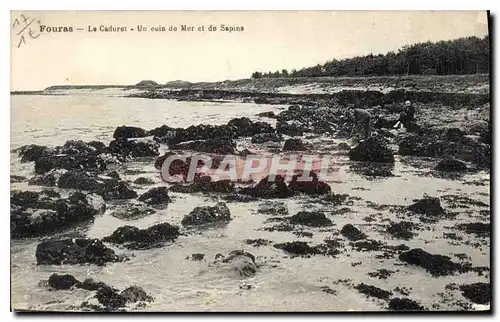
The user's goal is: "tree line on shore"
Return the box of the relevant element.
[251,36,490,79]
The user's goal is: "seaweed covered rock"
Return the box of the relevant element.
[170,175,234,194]
[11,190,105,238]
[170,138,236,154]
[388,298,425,311]
[214,250,257,278]
[96,284,153,310]
[341,224,367,241]
[138,187,171,206]
[108,138,159,158]
[289,211,332,227]
[408,196,444,216]
[354,283,393,300]
[349,136,394,163]
[251,133,282,144]
[283,139,307,151]
[102,223,180,250]
[288,171,331,195]
[239,175,294,199]
[398,248,464,276]
[112,126,148,140]
[435,158,467,172]
[47,273,81,290]
[459,283,490,305]
[57,171,137,200]
[17,144,54,163]
[181,202,231,226]
[35,238,125,265]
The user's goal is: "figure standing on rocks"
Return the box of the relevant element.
[395,100,416,132]
[351,108,373,141]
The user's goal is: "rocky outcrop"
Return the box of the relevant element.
[283,139,308,151]
[388,298,425,311]
[251,133,282,144]
[102,223,180,250]
[108,138,159,158]
[35,238,125,265]
[56,170,137,200]
[459,283,490,305]
[170,138,236,154]
[288,172,331,195]
[398,248,465,276]
[213,250,257,278]
[239,175,294,199]
[340,224,367,241]
[408,196,444,216]
[435,158,468,172]
[138,187,171,206]
[349,136,395,163]
[181,202,231,226]
[11,190,105,238]
[289,211,333,227]
[112,126,148,140]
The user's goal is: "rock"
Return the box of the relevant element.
[34,153,107,174]
[398,248,464,276]
[35,238,125,265]
[257,202,288,216]
[11,191,105,238]
[170,176,234,194]
[108,138,159,158]
[276,120,306,137]
[349,136,395,163]
[138,187,171,206]
[251,133,282,144]
[96,285,127,309]
[227,117,274,137]
[288,172,331,195]
[354,283,393,300]
[256,111,276,118]
[57,171,137,201]
[188,253,205,261]
[149,124,177,138]
[435,158,467,172]
[283,139,307,151]
[78,278,108,291]
[120,286,153,303]
[171,138,236,154]
[133,177,155,185]
[87,141,109,154]
[289,211,332,227]
[349,163,394,178]
[110,205,156,220]
[17,144,54,163]
[216,250,257,278]
[244,239,272,247]
[181,202,231,226]
[387,221,417,240]
[48,273,80,290]
[29,169,68,186]
[112,126,148,140]
[455,222,490,237]
[459,283,490,304]
[408,196,444,216]
[273,241,318,256]
[102,223,180,250]
[388,298,425,311]
[341,224,367,241]
[239,175,294,199]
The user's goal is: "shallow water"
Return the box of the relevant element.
[10,91,490,311]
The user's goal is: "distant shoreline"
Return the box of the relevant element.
[10,74,490,96]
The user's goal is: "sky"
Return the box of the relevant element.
[10,10,489,90]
